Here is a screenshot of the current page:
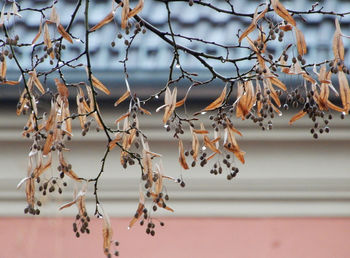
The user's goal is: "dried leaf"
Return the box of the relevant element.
[0,80,20,85]
[54,78,69,99]
[257,28,267,53]
[57,24,73,44]
[155,165,163,195]
[115,112,130,124]
[246,37,265,67]
[267,80,281,107]
[191,128,199,161]
[271,0,296,27]
[139,106,151,115]
[127,128,137,146]
[269,76,287,91]
[327,100,344,113]
[63,105,72,134]
[142,142,153,187]
[121,0,130,29]
[269,100,282,116]
[178,139,189,170]
[98,204,113,255]
[29,70,45,94]
[162,204,174,212]
[76,89,87,129]
[204,135,221,154]
[175,97,186,108]
[66,169,81,181]
[279,24,293,31]
[59,152,81,181]
[108,133,122,151]
[239,5,267,42]
[12,1,21,17]
[59,200,77,211]
[25,178,35,207]
[32,21,42,45]
[163,87,177,124]
[338,71,350,113]
[77,194,87,218]
[90,12,115,32]
[91,74,110,95]
[128,202,145,229]
[225,117,242,136]
[224,128,245,164]
[206,152,217,161]
[203,86,226,111]
[176,85,192,107]
[332,18,344,61]
[59,188,86,211]
[295,27,307,56]
[17,177,30,189]
[236,81,256,119]
[239,23,256,44]
[302,73,316,84]
[193,129,208,134]
[114,90,130,106]
[128,0,144,18]
[43,132,54,155]
[33,154,52,178]
[50,5,60,24]
[0,5,5,27]
[289,109,306,124]
[43,22,54,59]
[1,55,6,79]
[211,137,221,144]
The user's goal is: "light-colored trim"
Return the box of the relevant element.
[1,111,350,217]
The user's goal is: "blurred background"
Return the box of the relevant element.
[1,0,350,257]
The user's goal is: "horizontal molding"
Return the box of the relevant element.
[1,110,350,217]
[2,113,350,142]
[2,177,350,217]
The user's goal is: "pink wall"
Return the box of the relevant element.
[1,217,350,258]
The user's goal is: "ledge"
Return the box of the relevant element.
[0,110,350,217]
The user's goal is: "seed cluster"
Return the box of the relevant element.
[287,88,339,139]
[38,176,67,196]
[72,212,91,238]
[139,214,165,237]
[104,239,121,257]
[112,21,146,48]
[38,42,67,65]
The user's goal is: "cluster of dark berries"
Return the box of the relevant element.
[210,161,223,175]
[208,110,231,132]
[309,113,332,139]
[227,167,239,180]
[73,212,91,238]
[57,163,72,180]
[5,35,19,46]
[38,176,67,196]
[329,60,350,74]
[81,119,93,136]
[114,22,146,47]
[140,217,165,237]
[176,178,186,188]
[121,154,136,169]
[24,203,41,216]
[105,241,120,257]
[41,42,66,64]
[286,88,305,110]
[164,119,186,138]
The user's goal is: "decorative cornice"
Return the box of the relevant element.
[1,111,350,217]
